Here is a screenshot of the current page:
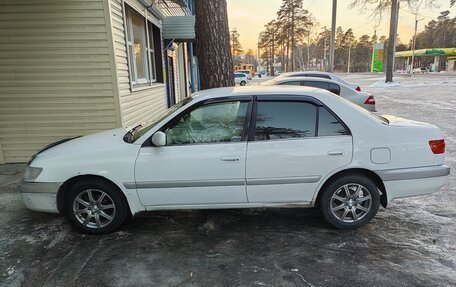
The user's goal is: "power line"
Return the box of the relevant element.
[308,0,317,9]
[399,7,436,20]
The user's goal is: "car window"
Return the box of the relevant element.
[303,81,329,90]
[328,83,341,95]
[234,74,243,78]
[165,101,248,145]
[278,81,302,86]
[318,107,349,136]
[255,101,317,140]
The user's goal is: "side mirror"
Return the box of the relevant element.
[151,131,166,147]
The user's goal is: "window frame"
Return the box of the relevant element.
[278,81,303,86]
[124,5,159,89]
[248,95,351,142]
[317,106,350,137]
[303,81,330,91]
[328,83,341,95]
[143,96,253,147]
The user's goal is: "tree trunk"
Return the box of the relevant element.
[195,0,234,90]
[386,0,398,83]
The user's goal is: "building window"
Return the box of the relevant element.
[125,6,161,87]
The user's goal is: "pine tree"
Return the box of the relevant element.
[195,0,234,89]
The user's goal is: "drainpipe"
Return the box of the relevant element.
[187,0,196,93]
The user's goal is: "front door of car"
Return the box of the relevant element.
[134,98,252,206]
[246,97,353,204]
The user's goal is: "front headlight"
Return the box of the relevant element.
[24,166,43,182]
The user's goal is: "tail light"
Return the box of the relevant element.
[429,139,445,154]
[364,95,375,105]
[356,86,361,92]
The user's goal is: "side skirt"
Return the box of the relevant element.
[143,201,313,212]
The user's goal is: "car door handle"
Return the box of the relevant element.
[328,151,344,156]
[220,156,240,162]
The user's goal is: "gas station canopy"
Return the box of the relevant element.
[395,48,456,58]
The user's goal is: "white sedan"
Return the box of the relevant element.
[20,86,449,234]
[261,77,376,111]
[277,71,361,91]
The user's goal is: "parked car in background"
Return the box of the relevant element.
[277,71,362,91]
[21,86,449,235]
[262,77,376,111]
[234,73,248,86]
[235,69,253,80]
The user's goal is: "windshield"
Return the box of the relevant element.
[125,97,193,143]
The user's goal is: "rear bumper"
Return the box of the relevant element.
[377,165,450,181]
[377,165,450,203]
[19,182,61,213]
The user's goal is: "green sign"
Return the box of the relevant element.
[372,43,384,72]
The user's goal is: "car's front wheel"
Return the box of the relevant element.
[320,174,380,229]
[240,81,246,86]
[64,179,129,234]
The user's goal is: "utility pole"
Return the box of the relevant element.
[347,45,351,73]
[307,33,311,69]
[271,30,275,76]
[409,0,425,75]
[322,26,327,71]
[410,16,425,75]
[291,2,295,71]
[386,0,399,82]
[329,0,337,72]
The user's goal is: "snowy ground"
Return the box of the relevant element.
[1,73,455,286]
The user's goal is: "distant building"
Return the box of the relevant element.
[395,48,456,73]
[0,0,197,163]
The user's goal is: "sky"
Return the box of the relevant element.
[227,0,454,52]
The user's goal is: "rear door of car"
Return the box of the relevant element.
[245,95,353,204]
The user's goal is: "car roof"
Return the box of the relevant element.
[191,86,332,101]
[273,76,338,84]
[280,71,331,76]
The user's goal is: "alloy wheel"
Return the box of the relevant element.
[72,189,116,229]
[330,183,372,223]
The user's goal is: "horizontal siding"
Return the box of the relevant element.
[0,0,118,163]
[110,0,168,128]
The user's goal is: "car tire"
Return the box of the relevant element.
[64,179,129,235]
[240,81,246,86]
[320,174,380,229]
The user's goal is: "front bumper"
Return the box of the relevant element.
[19,182,61,213]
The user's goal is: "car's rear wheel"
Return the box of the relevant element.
[240,81,246,86]
[320,174,380,229]
[64,179,128,235]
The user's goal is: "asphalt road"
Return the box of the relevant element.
[1,73,455,287]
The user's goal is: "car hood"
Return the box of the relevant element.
[35,128,128,160]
